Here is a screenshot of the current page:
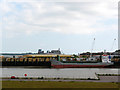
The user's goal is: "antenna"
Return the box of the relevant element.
[90,38,95,57]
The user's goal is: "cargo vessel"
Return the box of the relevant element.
[50,55,114,68]
[50,60,114,68]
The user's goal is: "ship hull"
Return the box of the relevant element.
[51,64,110,68]
[50,60,114,68]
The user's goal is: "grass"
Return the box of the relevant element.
[2,81,120,88]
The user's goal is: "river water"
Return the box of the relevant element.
[1,68,119,79]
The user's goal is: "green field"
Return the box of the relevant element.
[2,81,119,88]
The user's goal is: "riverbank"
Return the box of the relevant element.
[2,81,119,88]
[1,75,120,82]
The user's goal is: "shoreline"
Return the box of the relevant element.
[1,66,120,69]
[1,75,120,82]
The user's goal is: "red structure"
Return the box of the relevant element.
[11,76,15,79]
[24,74,27,77]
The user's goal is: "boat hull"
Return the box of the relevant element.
[51,64,110,68]
[50,60,114,68]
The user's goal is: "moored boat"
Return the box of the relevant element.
[50,55,114,68]
[50,60,114,68]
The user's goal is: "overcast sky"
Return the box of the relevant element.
[1,0,119,54]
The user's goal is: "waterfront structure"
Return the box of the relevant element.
[0,53,27,58]
[23,54,73,61]
[1,49,120,67]
[38,49,44,54]
[2,54,73,67]
[38,48,61,54]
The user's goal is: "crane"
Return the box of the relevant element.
[90,38,95,58]
[88,38,96,61]
[110,38,116,51]
[102,38,116,63]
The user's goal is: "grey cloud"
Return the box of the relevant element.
[2,0,118,38]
